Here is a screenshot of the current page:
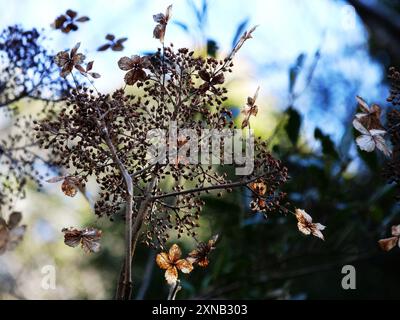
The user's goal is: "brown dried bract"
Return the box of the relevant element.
[153,5,172,44]
[188,235,218,267]
[156,243,193,284]
[295,208,326,240]
[118,55,151,85]
[54,42,86,78]
[241,87,260,129]
[378,225,400,251]
[355,96,384,130]
[46,175,82,197]
[62,227,102,253]
[51,9,89,33]
[98,34,128,52]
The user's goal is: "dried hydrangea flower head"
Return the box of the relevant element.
[117,55,151,85]
[187,234,219,267]
[98,34,128,52]
[153,4,172,43]
[156,244,193,284]
[295,209,325,240]
[51,9,89,33]
[54,42,86,78]
[62,227,102,253]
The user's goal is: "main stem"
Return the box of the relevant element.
[100,123,134,300]
[115,175,157,300]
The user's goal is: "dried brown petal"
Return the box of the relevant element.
[62,227,102,253]
[105,34,115,41]
[153,24,165,42]
[176,259,193,273]
[199,70,210,82]
[86,61,94,72]
[80,228,102,253]
[76,16,90,22]
[61,177,80,197]
[378,237,399,251]
[118,56,135,71]
[54,51,69,68]
[98,43,111,51]
[66,9,78,19]
[156,252,171,269]
[62,227,81,248]
[89,72,101,79]
[7,212,22,229]
[52,15,67,29]
[168,243,182,262]
[124,69,147,85]
[295,209,325,240]
[75,64,86,74]
[165,266,178,284]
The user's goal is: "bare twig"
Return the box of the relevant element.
[167,280,182,300]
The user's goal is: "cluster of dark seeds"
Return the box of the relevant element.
[384,67,400,202]
[36,41,290,249]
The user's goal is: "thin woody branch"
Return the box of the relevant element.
[151,175,263,200]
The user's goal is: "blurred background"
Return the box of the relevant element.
[1,0,400,299]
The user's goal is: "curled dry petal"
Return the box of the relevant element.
[165,266,178,284]
[355,96,383,130]
[76,16,90,22]
[353,119,391,157]
[156,252,171,270]
[176,259,193,273]
[54,51,69,68]
[62,227,102,253]
[61,177,81,197]
[295,208,325,240]
[118,56,136,70]
[188,235,218,267]
[124,69,147,85]
[168,243,182,262]
[153,5,172,43]
[249,180,267,196]
[66,9,77,19]
[241,86,260,129]
[378,237,399,251]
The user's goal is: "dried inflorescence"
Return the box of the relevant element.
[98,34,128,52]
[383,67,400,202]
[36,5,321,250]
[36,5,325,297]
[51,9,89,33]
[62,227,102,253]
